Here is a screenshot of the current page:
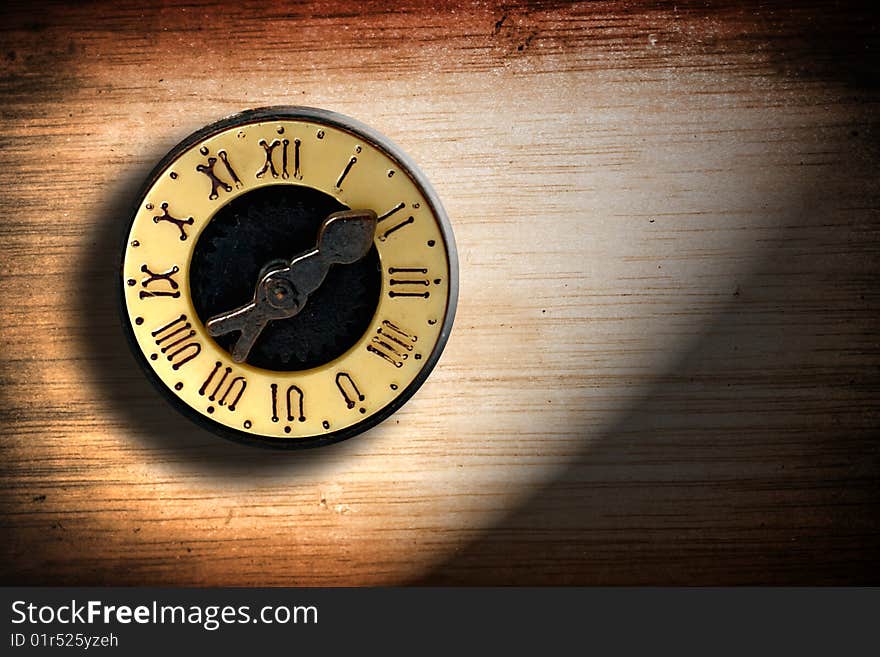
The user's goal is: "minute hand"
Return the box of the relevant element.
[205,209,378,363]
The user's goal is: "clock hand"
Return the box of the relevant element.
[205,209,377,363]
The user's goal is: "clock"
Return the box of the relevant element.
[119,107,458,448]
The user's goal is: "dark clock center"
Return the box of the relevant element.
[189,184,381,371]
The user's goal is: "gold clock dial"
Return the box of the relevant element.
[120,107,457,447]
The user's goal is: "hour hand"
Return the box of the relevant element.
[205,300,257,337]
[205,271,300,362]
[205,300,268,363]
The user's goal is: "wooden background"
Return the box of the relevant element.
[1,0,878,585]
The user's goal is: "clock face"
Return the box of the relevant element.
[120,107,458,448]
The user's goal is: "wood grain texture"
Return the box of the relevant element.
[0,0,878,585]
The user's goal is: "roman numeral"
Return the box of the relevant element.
[293,138,302,179]
[271,383,306,423]
[256,138,290,179]
[151,314,202,370]
[335,372,365,411]
[138,264,180,299]
[335,155,357,189]
[151,202,194,241]
[387,267,431,299]
[377,202,405,222]
[377,202,415,242]
[366,320,417,368]
[196,148,242,200]
[198,361,247,411]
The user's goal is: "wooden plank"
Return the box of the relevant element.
[0,0,877,585]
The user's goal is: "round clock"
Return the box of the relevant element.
[120,107,458,448]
